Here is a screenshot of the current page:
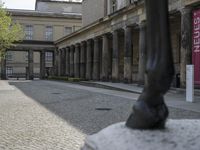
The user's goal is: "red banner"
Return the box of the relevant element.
[192,9,200,85]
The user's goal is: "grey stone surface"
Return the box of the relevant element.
[82,120,200,150]
[0,80,200,150]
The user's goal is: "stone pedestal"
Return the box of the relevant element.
[40,51,45,79]
[101,35,109,81]
[124,26,133,83]
[180,7,192,87]
[86,40,92,80]
[28,50,34,80]
[93,38,100,80]
[112,31,119,82]
[138,21,147,84]
[82,120,200,150]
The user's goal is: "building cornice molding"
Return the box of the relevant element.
[7,9,82,19]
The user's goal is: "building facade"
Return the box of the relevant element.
[54,0,200,88]
[0,0,82,79]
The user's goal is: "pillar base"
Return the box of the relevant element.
[111,78,119,83]
[101,77,109,82]
[123,78,132,84]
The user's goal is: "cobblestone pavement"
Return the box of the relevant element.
[0,80,200,150]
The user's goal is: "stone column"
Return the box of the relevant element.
[56,49,61,76]
[61,48,66,76]
[86,40,92,80]
[58,49,62,76]
[1,56,6,80]
[28,49,34,80]
[70,45,75,77]
[74,44,80,78]
[65,47,70,76]
[101,34,109,81]
[93,38,100,80]
[53,49,58,76]
[138,21,147,84]
[180,7,192,87]
[112,31,119,82]
[124,26,133,83]
[40,51,46,79]
[80,42,86,79]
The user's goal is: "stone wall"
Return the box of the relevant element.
[82,0,106,26]
[36,1,82,14]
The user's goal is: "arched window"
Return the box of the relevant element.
[111,0,117,13]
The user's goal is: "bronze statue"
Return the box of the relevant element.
[126,0,174,129]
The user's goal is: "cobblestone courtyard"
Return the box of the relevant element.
[0,80,200,150]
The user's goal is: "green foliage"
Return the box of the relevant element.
[48,76,82,82]
[48,76,69,81]
[0,3,24,57]
[68,77,81,82]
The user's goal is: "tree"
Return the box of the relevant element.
[0,2,24,58]
[0,2,24,79]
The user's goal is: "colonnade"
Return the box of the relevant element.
[56,22,147,83]
[1,50,50,80]
[56,7,192,87]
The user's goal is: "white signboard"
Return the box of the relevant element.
[186,65,194,102]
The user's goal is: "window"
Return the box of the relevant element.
[6,52,12,61]
[6,67,13,75]
[24,25,33,40]
[111,0,117,13]
[73,26,81,32]
[128,0,137,5]
[45,26,53,41]
[65,27,72,36]
[45,52,53,62]
[25,52,28,61]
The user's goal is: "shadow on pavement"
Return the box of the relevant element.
[8,80,131,135]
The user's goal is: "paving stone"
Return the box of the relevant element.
[0,80,199,150]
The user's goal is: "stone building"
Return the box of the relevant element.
[54,0,200,88]
[0,0,82,79]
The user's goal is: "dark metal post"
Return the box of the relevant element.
[126,0,174,129]
[1,55,6,80]
[28,49,34,80]
[40,51,46,79]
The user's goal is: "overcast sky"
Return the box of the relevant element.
[1,0,82,10]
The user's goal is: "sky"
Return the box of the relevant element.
[1,0,82,10]
[2,0,36,10]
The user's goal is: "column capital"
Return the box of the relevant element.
[40,50,45,53]
[102,33,109,39]
[139,20,146,29]
[70,45,75,50]
[123,26,132,30]
[124,26,132,33]
[65,46,70,51]
[75,43,80,48]
[94,37,100,43]
[180,7,192,15]
[111,30,119,36]
[87,39,92,45]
